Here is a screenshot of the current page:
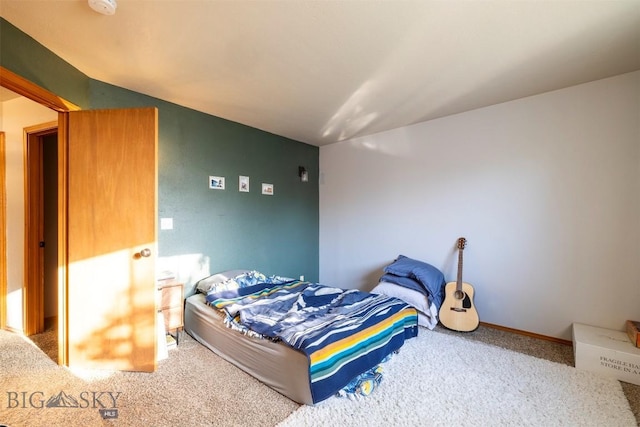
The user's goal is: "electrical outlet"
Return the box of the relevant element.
[300,275,304,281]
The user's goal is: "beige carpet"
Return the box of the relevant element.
[0,330,298,427]
[3,324,640,426]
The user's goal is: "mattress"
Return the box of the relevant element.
[184,293,313,404]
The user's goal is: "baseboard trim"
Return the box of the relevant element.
[480,321,572,346]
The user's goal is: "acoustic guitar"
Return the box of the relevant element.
[439,237,479,332]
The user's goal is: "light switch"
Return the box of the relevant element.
[160,218,173,230]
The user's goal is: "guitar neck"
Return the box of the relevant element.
[456,247,464,292]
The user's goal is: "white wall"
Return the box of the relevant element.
[319,71,640,340]
[2,96,57,332]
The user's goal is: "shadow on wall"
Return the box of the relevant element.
[362,262,389,292]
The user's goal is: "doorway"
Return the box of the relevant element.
[1,65,79,365]
[24,123,59,361]
[2,67,158,371]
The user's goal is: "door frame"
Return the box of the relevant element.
[23,122,59,336]
[0,66,80,365]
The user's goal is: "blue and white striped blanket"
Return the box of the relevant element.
[206,280,418,403]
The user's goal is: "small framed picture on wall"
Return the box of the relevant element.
[209,176,225,190]
[239,176,250,192]
[262,183,274,195]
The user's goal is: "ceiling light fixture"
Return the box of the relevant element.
[88,0,117,15]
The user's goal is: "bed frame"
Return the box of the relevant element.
[184,292,314,404]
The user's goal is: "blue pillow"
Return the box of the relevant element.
[384,255,423,277]
[383,255,445,309]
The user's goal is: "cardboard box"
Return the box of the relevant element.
[626,320,640,348]
[573,323,640,385]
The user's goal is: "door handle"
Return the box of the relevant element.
[140,248,151,258]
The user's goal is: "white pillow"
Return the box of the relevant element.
[371,281,437,329]
[195,269,250,294]
[371,281,429,313]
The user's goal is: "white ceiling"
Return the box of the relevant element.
[1,1,639,146]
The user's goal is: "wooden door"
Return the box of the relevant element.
[65,108,158,372]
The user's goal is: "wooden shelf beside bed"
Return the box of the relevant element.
[158,281,184,345]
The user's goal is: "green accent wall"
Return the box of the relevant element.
[1,17,319,284]
[0,18,90,108]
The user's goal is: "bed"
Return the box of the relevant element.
[184,270,418,405]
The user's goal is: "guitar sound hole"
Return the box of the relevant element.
[454,290,465,300]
